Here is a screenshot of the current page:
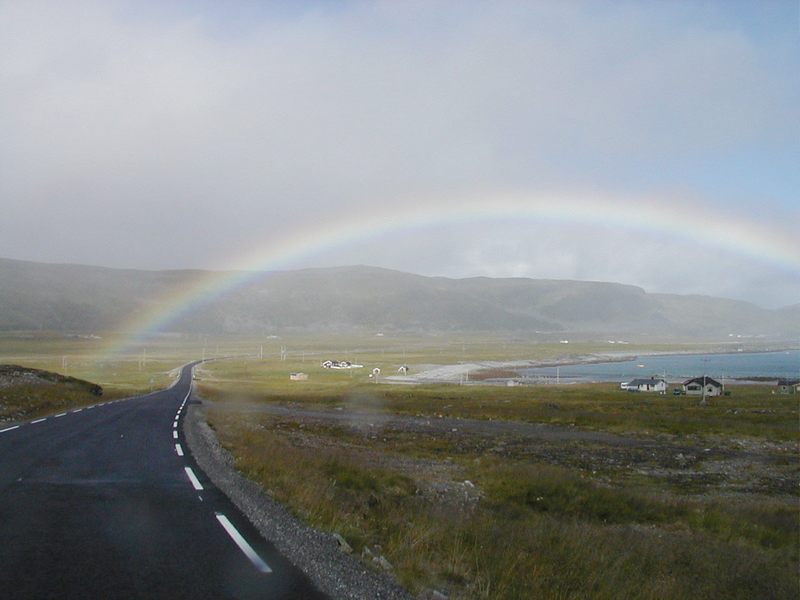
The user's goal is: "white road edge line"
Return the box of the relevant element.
[73,408,83,413]
[173,431,178,439]
[1,425,20,433]
[54,413,67,418]
[31,418,47,424]
[215,514,272,574]
[175,443,184,456]
[184,467,203,490]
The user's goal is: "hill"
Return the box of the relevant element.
[0,364,103,423]
[0,257,796,339]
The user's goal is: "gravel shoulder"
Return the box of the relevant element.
[183,395,413,600]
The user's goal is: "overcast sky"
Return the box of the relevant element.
[1,1,798,307]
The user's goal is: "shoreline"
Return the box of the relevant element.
[387,348,798,385]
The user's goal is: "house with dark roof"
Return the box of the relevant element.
[683,376,723,396]
[777,379,800,394]
[621,378,667,393]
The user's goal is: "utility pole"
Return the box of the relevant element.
[699,357,710,405]
[701,373,707,406]
[259,345,263,360]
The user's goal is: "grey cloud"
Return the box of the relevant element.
[0,1,796,303]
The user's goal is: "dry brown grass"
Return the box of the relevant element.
[209,408,799,599]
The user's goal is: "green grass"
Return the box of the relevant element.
[211,414,799,599]
[478,460,798,552]
[3,332,797,597]
[195,341,798,598]
[197,355,799,441]
[0,380,107,422]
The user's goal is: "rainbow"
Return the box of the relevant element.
[107,192,799,354]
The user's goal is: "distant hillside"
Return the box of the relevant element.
[0,257,797,339]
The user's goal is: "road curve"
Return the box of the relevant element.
[0,363,324,599]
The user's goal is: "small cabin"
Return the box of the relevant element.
[683,376,723,397]
[777,379,800,394]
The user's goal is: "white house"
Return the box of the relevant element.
[621,378,667,393]
[321,360,363,370]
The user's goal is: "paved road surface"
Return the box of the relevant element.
[0,363,325,599]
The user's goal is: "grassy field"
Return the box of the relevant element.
[196,351,800,599]
[195,352,799,440]
[2,332,797,597]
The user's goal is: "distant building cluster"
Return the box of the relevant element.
[620,376,725,396]
[321,360,364,369]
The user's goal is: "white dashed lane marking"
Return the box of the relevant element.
[184,467,203,491]
[31,418,47,424]
[1,425,20,434]
[173,431,178,439]
[54,413,67,418]
[215,514,272,574]
[175,444,184,457]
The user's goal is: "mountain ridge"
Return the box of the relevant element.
[0,257,796,339]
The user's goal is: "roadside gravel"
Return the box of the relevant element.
[184,396,413,600]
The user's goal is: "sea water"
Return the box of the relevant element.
[521,350,800,383]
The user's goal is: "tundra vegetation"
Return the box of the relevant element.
[193,340,799,599]
[1,332,797,598]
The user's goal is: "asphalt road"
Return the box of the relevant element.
[0,363,325,599]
